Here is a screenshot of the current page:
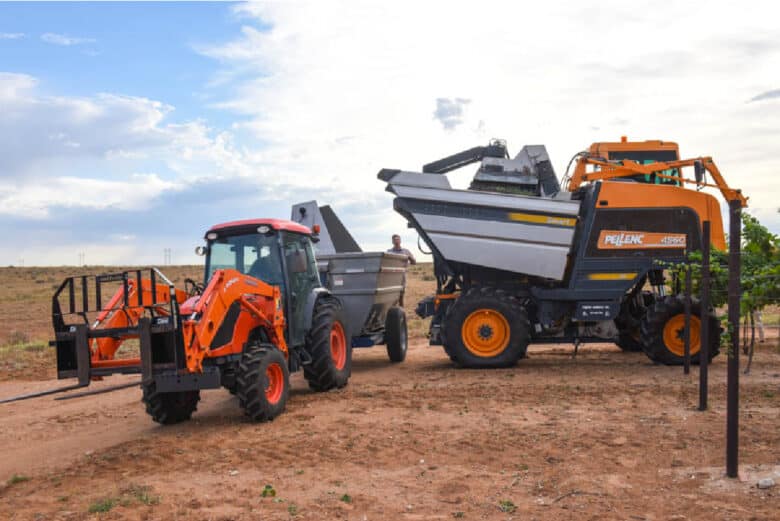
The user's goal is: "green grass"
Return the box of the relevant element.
[7,474,30,485]
[122,484,160,506]
[0,342,47,353]
[340,493,352,504]
[88,497,117,513]
[498,500,516,513]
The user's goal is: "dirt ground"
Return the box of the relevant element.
[0,266,778,520]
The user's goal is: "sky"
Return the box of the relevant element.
[0,0,778,266]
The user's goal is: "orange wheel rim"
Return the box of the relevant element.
[662,314,701,357]
[330,321,347,370]
[265,363,284,404]
[461,308,510,358]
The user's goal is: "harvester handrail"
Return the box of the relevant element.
[567,155,748,207]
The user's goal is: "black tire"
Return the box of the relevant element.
[640,295,720,365]
[441,287,530,368]
[221,365,238,395]
[615,291,656,352]
[303,297,351,391]
[236,342,290,422]
[385,306,408,363]
[141,381,200,425]
[615,331,644,352]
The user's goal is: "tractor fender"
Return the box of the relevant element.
[302,287,332,333]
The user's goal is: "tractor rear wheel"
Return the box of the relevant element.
[236,342,290,422]
[141,381,200,425]
[303,297,351,391]
[385,306,408,363]
[442,287,530,368]
[640,295,720,365]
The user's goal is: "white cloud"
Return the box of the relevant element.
[0,174,178,219]
[197,0,780,234]
[40,32,96,46]
[0,32,25,40]
[0,72,270,226]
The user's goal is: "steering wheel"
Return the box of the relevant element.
[184,278,205,297]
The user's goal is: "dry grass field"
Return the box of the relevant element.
[0,264,778,520]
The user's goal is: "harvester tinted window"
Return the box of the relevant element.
[607,150,680,186]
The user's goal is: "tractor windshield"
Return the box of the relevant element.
[206,232,283,285]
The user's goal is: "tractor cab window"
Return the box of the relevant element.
[282,231,319,346]
[206,232,283,285]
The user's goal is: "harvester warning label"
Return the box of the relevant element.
[597,230,686,250]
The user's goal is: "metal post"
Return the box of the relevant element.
[683,264,692,375]
[726,199,741,478]
[699,221,711,411]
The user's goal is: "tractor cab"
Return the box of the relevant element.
[197,218,321,347]
[587,138,682,186]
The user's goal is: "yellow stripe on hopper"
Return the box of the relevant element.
[507,212,576,227]
[587,273,637,281]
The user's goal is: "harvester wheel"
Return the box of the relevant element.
[385,306,408,363]
[441,287,530,368]
[236,342,290,422]
[141,381,200,425]
[640,295,720,365]
[615,291,656,352]
[304,297,351,391]
[615,331,644,352]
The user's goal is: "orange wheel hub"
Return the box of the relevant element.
[330,321,347,370]
[265,363,284,405]
[663,314,701,356]
[461,308,510,358]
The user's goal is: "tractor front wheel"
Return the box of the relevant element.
[640,295,720,365]
[303,297,351,391]
[236,342,290,422]
[141,381,200,425]
[442,287,530,368]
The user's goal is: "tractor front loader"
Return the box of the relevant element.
[1,219,353,424]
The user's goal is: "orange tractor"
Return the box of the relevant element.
[39,219,361,423]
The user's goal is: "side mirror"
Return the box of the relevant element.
[694,160,705,184]
[194,246,207,256]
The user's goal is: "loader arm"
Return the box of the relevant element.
[91,279,187,361]
[181,269,287,373]
[567,156,748,207]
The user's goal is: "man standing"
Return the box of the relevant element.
[388,234,417,266]
[388,234,416,306]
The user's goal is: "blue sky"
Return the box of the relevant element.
[0,1,778,266]
[1,2,236,123]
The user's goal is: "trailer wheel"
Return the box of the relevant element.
[442,287,529,368]
[385,306,408,362]
[640,295,720,365]
[141,381,200,425]
[236,342,290,422]
[304,297,352,391]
